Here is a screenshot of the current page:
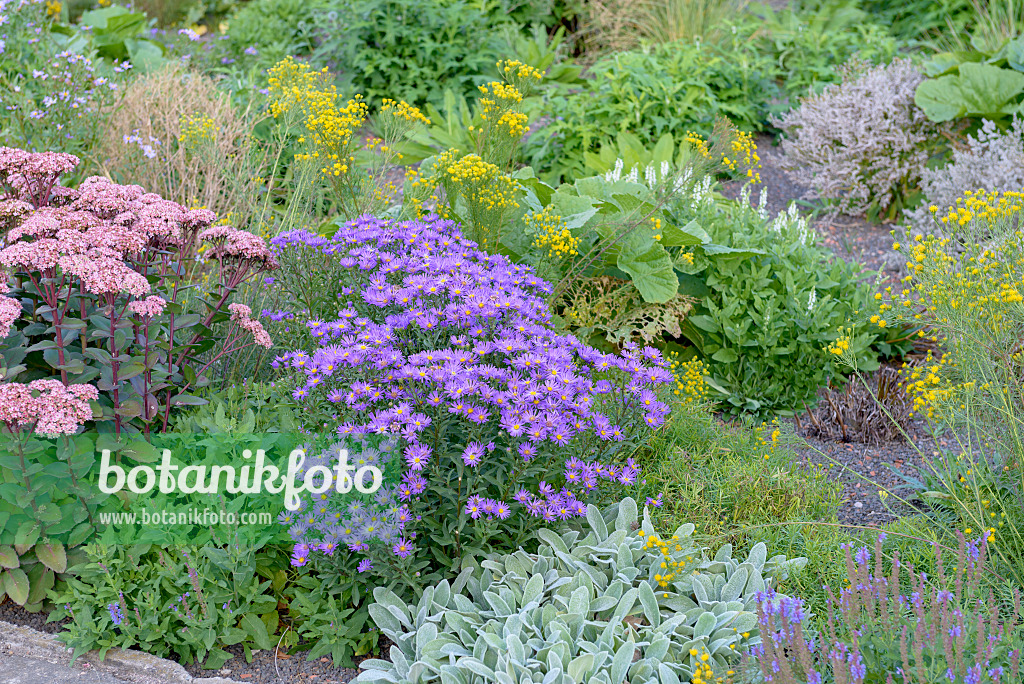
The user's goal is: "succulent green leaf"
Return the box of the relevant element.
[34,540,66,574]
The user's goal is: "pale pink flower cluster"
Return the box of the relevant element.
[0,295,20,338]
[0,379,98,435]
[127,295,167,319]
[199,226,278,267]
[229,302,273,348]
[58,249,151,297]
[0,148,80,206]
[0,199,33,230]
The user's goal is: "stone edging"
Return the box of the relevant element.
[0,620,237,684]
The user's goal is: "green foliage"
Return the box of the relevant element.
[49,542,284,669]
[734,0,901,104]
[633,403,841,540]
[53,5,165,71]
[309,0,514,108]
[357,498,806,683]
[529,42,778,181]
[0,432,116,611]
[222,0,329,67]
[916,43,1024,123]
[673,187,879,415]
[287,556,379,667]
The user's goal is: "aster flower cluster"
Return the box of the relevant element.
[0,379,97,436]
[270,215,673,573]
[282,437,415,568]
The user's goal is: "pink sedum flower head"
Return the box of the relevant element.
[229,302,273,348]
[0,379,98,435]
[127,295,167,319]
[0,295,20,338]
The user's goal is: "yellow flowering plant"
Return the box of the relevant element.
[267,57,431,219]
[875,188,1024,588]
[402,59,544,171]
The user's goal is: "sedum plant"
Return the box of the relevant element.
[356,497,806,684]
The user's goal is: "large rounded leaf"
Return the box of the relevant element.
[617,242,679,303]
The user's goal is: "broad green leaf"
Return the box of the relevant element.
[3,568,29,605]
[617,242,678,303]
[915,75,965,121]
[660,219,709,247]
[241,613,273,650]
[0,546,19,569]
[34,541,66,574]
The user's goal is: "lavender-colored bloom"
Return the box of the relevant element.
[108,602,124,626]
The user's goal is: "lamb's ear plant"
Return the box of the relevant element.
[356,497,806,684]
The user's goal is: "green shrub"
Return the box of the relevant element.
[357,497,807,683]
[50,543,286,669]
[528,40,778,181]
[732,1,901,104]
[310,0,515,108]
[223,0,329,66]
[673,186,879,415]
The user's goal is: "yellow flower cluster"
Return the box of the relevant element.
[668,354,708,403]
[45,0,60,18]
[639,531,691,588]
[900,351,957,420]
[446,153,520,212]
[939,189,1024,227]
[479,81,523,104]
[756,419,780,457]
[723,130,762,183]
[299,93,367,177]
[266,56,324,119]
[447,153,500,184]
[496,110,529,138]
[528,205,579,258]
[478,81,527,140]
[381,98,430,126]
[827,331,851,356]
[651,216,663,242]
[497,59,543,86]
[179,113,218,147]
[684,131,711,159]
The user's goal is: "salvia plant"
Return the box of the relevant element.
[267,215,675,586]
[49,543,280,669]
[355,497,807,684]
[747,533,1023,684]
